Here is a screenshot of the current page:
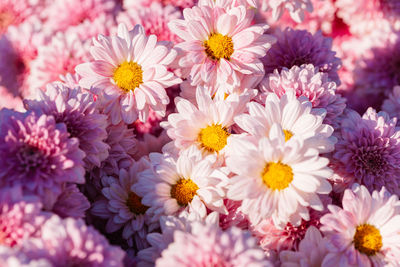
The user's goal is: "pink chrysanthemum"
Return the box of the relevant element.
[0,0,42,34]
[259,64,346,127]
[24,83,109,170]
[168,5,275,89]
[260,0,335,35]
[262,0,313,23]
[118,3,182,44]
[262,28,341,86]
[382,86,400,123]
[21,216,126,267]
[335,0,400,35]
[0,110,85,203]
[42,0,117,32]
[320,184,400,266]
[138,211,219,265]
[0,18,47,97]
[133,131,171,160]
[52,184,90,219]
[156,223,274,267]
[91,159,155,249]
[333,108,400,195]
[0,186,48,247]
[219,199,249,230]
[351,35,400,111]
[76,23,181,124]
[0,86,23,111]
[279,226,330,267]
[27,33,91,92]
[123,0,197,9]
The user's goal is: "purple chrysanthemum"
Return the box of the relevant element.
[352,35,400,111]
[0,186,48,247]
[0,110,85,202]
[382,86,400,123]
[24,83,109,170]
[155,223,274,267]
[333,108,400,195]
[20,216,126,267]
[262,28,341,85]
[52,184,90,219]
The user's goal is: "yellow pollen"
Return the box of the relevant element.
[262,162,293,190]
[204,33,234,61]
[170,178,199,206]
[198,124,230,152]
[283,130,294,142]
[353,224,382,256]
[113,61,143,92]
[126,192,149,215]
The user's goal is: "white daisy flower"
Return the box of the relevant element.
[226,123,332,226]
[133,146,228,224]
[234,91,336,153]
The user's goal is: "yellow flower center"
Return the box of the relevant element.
[170,178,199,206]
[262,162,293,190]
[283,130,294,142]
[198,124,230,152]
[113,61,143,92]
[204,33,234,61]
[126,192,149,215]
[353,224,382,256]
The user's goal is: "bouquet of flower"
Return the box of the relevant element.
[1,0,400,266]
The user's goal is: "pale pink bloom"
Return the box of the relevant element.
[161,86,251,159]
[133,146,228,224]
[234,91,336,153]
[226,124,332,226]
[219,199,249,230]
[28,33,91,93]
[0,0,42,34]
[263,0,314,23]
[42,0,117,32]
[21,216,126,267]
[91,159,156,249]
[156,223,274,267]
[259,64,346,127]
[0,186,48,247]
[382,86,400,123]
[118,3,182,44]
[280,226,330,267]
[168,5,275,88]
[320,184,400,267]
[260,0,335,34]
[0,86,24,111]
[0,18,47,97]
[335,0,400,36]
[138,211,219,266]
[133,131,171,160]
[65,14,118,41]
[123,0,196,9]
[76,23,181,124]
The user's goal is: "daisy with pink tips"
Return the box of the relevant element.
[76,23,181,124]
[162,86,250,159]
[168,4,276,88]
[226,124,332,227]
[279,226,330,267]
[91,158,156,249]
[234,91,336,154]
[320,184,400,266]
[133,146,228,224]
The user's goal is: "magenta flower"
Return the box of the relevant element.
[24,83,109,169]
